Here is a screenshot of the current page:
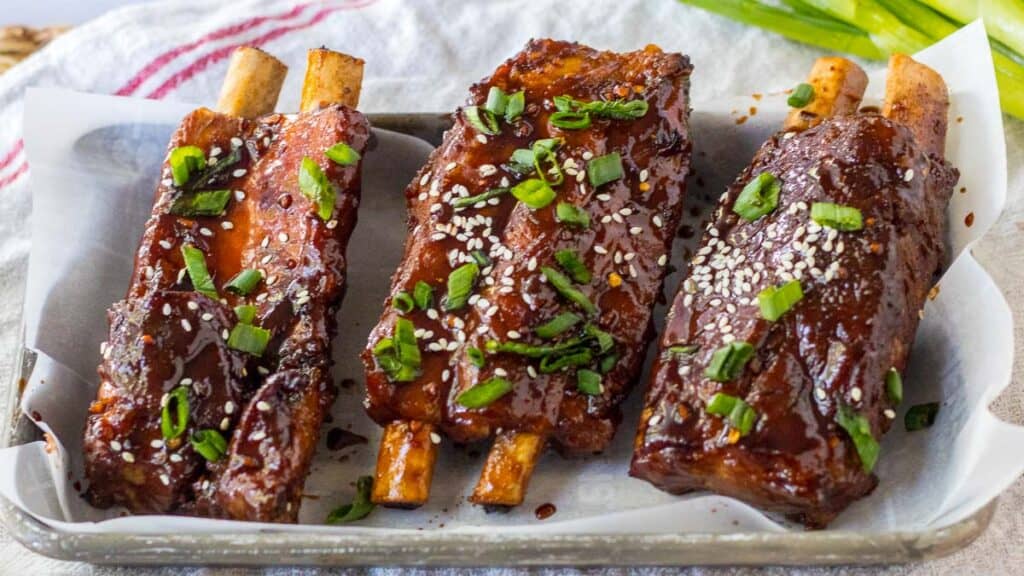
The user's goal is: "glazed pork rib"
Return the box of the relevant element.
[84,47,369,522]
[630,54,957,527]
[364,39,692,508]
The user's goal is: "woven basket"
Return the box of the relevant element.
[0,25,69,74]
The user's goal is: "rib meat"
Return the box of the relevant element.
[84,104,368,522]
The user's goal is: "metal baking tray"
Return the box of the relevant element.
[0,113,997,567]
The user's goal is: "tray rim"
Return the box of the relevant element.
[0,112,999,567]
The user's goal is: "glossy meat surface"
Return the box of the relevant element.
[84,104,368,521]
[363,39,692,453]
[630,114,957,527]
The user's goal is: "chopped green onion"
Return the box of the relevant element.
[585,324,615,354]
[535,312,582,339]
[705,341,755,382]
[905,402,939,431]
[234,304,257,324]
[811,202,864,231]
[706,392,758,436]
[505,90,525,123]
[190,429,228,462]
[532,138,564,186]
[169,145,206,187]
[733,172,781,221]
[393,291,414,313]
[161,386,189,440]
[485,86,508,116]
[168,189,231,217]
[540,349,593,373]
[456,377,513,408]
[443,262,479,311]
[326,476,375,524]
[227,322,271,356]
[224,269,262,296]
[550,111,592,130]
[463,105,499,135]
[486,336,585,358]
[452,187,509,209]
[555,202,590,228]
[787,82,815,108]
[668,344,700,356]
[413,281,433,310]
[599,353,619,374]
[541,266,597,314]
[577,369,603,395]
[555,249,591,284]
[508,148,536,173]
[587,152,624,188]
[298,156,336,221]
[470,250,491,267]
[552,96,649,121]
[757,280,804,322]
[180,245,218,299]
[511,178,557,209]
[467,346,486,368]
[373,318,422,382]
[325,142,361,166]
[837,404,880,472]
[886,368,903,405]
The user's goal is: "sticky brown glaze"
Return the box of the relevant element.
[362,39,692,455]
[630,114,957,527]
[84,104,369,522]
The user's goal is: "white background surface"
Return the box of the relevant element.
[0,0,1022,574]
[0,1,153,26]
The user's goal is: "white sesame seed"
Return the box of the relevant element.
[222,329,230,340]
[815,387,827,401]
[151,439,164,449]
[884,409,896,419]
[582,151,594,160]
[210,146,222,157]
[266,275,277,286]
[851,387,863,402]
[162,303,172,316]
[427,308,440,320]
[658,254,667,266]
[904,169,914,182]
[527,366,538,378]
[181,319,192,332]
[594,246,608,255]
[170,453,183,463]
[221,221,234,230]
[180,378,193,386]
[110,440,122,452]
[648,414,663,426]
[639,169,649,182]
[495,368,508,377]
[630,226,643,235]
[257,401,271,412]
[121,452,135,463]
[159,240,173,250]
[596,193,611,202]
[653,215,663,228]
[445,162,457,171]
[225,401,236,415]
[278,232,289,242]
[252,430,267,441]
[232,169,247,178]
[507,330,521,339]
[475,134,487,144]
[159,474,170,486]
[430,432,442,445]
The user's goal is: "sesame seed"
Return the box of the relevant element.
[252,430,267,441]
[596,193,611,202]
[446,162,457,171]
[180,378,193,386]
[278,232,289,242]
[187,301,199,311]
[815,387,826,401]
[527,366,538,378]
[476,134,487,144]
[648,414,663,426]
[261,236,270,248]
[159,240,173,250]
[582,151,594,160]
[884,409,896,419]
[210,146,222,157]
[198,228,213,240]
[170,454,183,463]
[904,169,914,182]
[594,246,608,255]
[430,432,442,445]
[121,452,135,463]
[221,221,234,230]
[851,387,863,402]
[629,226,643,235]
[639,169,649,182]
[266,275,277,286]
[222,329,230,340]
[257,401,271,412]
[326,219,339,230]
[495,368,508,377]
[232,169,247,178]
[234,191,246,202]
[162,303,172,316]
[225,401,236,415]
[507,330,522,339]
[159,474,170,486]
[110,440,122,452]
[150,439,164,449]
[230,137,243,149]
[181,319,192,332]
[653,215,663,228]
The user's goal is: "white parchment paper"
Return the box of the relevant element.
[1,21,1018,535]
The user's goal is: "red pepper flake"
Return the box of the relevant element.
[749,106,758,116]
[964,212,975,227]
[957,116,964,124]
[141,334,155,345]
[928,284,941,301]
[735,115,748,125]
[752,93,763,101]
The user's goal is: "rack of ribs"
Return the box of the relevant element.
[83,46,370,522]
[363,39,693,508]
[630,54,958,527]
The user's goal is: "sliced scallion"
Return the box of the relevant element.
[456,377,513,408]
[298,157,336,221]
[234,304,257,324]
[227,322,271,357]
[393,291,415,313]
[485,86,508,116]
[541,266,597,314]
[161,386,189,440]
[811,202,863,231]
[886,368,903,405]
[326,475,375,523]
[706,392,758,436]
[413,281,433,310]
[224,269,262,296]
[550,111,591,130]
[787,82,815,108]
[467,346,486,368]
[325,142,361,166]
[511,178,556,210]
[555,202,590,228]
[757,280,804,322]
[443,262,479,311]
[452,187,509,209]
[587,152,624,188]
[180,245,218,299]
[554,249,591,283]
[190,429,228,462]
[534,311,582,339]
[577,369,602,395]
[733,172,781,221]
[837,404,880,472]
[168,189,231,217]
[504,90,525,123]
[705,341,755,382]
[169,145,206,187]
[464,105,499,135]
[905,402,939,432]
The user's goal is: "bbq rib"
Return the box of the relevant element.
[363,39,693,508]
[630,54,958,528]
[83,46,369,522]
